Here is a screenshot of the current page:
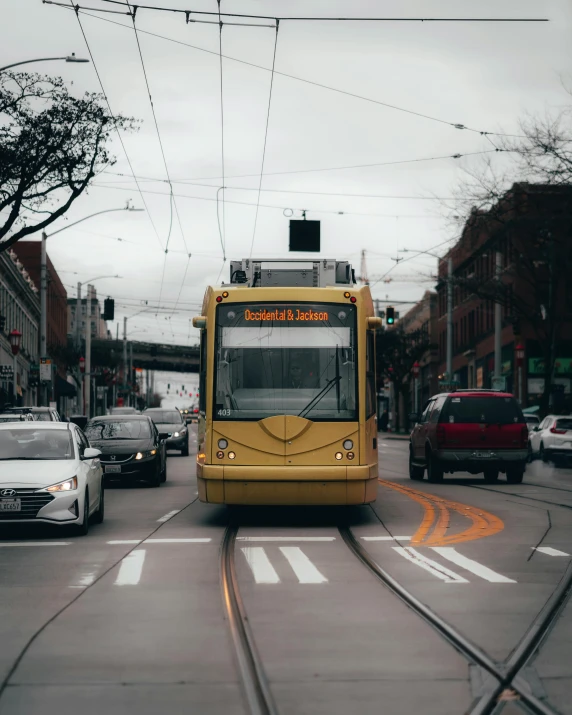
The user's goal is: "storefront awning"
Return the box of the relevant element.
[56,375,77,398]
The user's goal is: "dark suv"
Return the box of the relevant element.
[409,390,528,484]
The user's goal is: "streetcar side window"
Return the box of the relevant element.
[366,331,376,418]
[199,329,207,415]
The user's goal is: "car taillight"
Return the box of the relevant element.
[550,427,566,434]
[194,408,198,413]
[436,425,446,447]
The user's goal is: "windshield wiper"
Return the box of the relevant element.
[298,376,341,419]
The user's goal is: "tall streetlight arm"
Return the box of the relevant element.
[46,204,144,238]
[0,53,89,72]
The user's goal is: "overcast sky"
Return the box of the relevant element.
[3,0,572,346]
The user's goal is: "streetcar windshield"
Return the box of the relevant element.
[214,303,357,421]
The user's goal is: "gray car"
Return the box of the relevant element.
[144,408,189,456]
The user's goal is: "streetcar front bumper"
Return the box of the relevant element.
[197,463,378,505]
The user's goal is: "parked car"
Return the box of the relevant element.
[0,413,34,423]
[524,414,540,431]
[4,406,61,422]
[528,415,572,464]
[409,389,528,484]
[85,415,167,486]
[144,408,189,455]
[0,422,103,535]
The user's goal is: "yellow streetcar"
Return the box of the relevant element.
[193,259,382,505]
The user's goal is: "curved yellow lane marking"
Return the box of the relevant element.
[379,480,505,546]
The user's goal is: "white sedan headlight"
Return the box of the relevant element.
[46,476,78,492]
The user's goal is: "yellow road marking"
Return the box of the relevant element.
[379,480,505,546]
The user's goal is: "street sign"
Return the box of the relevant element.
[438,380,460,391]
[491,376,507,391]
[39,358,52,382]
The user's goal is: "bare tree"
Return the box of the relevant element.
[448,109,572,413]
[0,72,137,251]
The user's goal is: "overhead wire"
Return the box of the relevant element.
[217,1,227,263]
[67,1,165,251]
[86,1,550,24]
[47,4,533,140]
[90,181,446,219]
[249,20,279,259]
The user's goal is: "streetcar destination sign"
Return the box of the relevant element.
[244,308,329,322]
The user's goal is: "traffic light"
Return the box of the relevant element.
[102,298,115,321]
[386,306,395,325]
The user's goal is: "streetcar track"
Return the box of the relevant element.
[468,485,572,511]
[220,525,277,715]
[0,496,200,701]
[339,525,572,715]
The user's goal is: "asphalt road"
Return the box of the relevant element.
[0,429,570,715]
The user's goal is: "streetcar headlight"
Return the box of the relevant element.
[218,439,228,449]
[335,452,343,461]
[343,439,353,450]
[216,451,224,459]
[347,452,355,460]
[228,451,236,460]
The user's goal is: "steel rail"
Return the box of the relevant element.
[339,526,566,715]
[220,525,278,715]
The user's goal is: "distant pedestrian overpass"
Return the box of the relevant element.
[92,339,199,373]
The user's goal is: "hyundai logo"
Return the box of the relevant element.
[1,489,17,497]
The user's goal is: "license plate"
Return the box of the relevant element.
[0,499,21,512]
[473,451,495,459]
[105,465,121,474]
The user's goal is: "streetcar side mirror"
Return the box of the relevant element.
[408,412,420,424]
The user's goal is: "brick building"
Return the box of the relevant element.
[436,183,572,410]
[399,291,439,410]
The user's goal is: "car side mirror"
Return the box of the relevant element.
[408,412,420,423]
[83,447,101,459]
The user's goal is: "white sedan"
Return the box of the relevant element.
[528,415,572,464]
[0,422,104,535]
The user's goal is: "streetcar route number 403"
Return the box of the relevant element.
[218,409,232,417]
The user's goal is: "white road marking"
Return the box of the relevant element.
[393,547,468,583]
[241,547,280,584]
[144,538,211,543]
[70,572,96,589]
[107,540,141,545]
[280,546,328,584]
[0,542,71,547]
[114,550,146,586]
[431,547,517,583]
[532,546,570,557]
[237,536,335,542]
[156,510,180,523]
[361,536,412,541]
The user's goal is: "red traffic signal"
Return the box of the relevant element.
[79,356,85,373]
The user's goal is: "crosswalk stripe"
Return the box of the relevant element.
[157,510,180,523]
[279,546,328,584]
[532,546,570,557]
[0,542,71,547]
[115,550,146,586]
[237,536,335,542]
[393,547,468,583]
[241,547,280,584]
[431,547,516,583]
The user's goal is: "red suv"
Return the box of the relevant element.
[409,390,528,484]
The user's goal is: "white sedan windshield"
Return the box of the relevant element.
[0,429,74,460]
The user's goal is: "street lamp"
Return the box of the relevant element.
[0,53,89,73]
[9,329,22,402]
[40,202,144,359]
[400,248,453,382]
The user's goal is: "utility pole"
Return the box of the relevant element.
[129,342,134,408]
[76,282,82,349]
[39,232,48,405]
[446,256,453,381]
[123,316,128,405]
[85,286,92,418]
[494,250,502,379]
